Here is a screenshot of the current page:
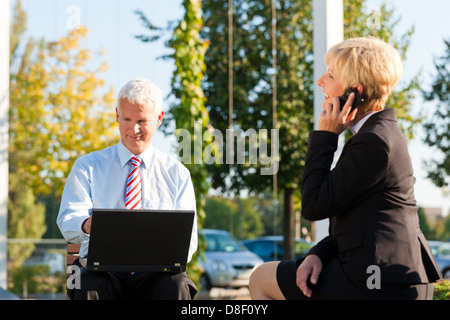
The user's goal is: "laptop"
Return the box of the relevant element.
[81,208,195,273]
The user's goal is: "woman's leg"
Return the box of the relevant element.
[249,261,286,300]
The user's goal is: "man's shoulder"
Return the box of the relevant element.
[152,147,190,175]
[75,144,118,166]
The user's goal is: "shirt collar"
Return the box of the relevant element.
[351,110,382,135]
[117,140,154,169]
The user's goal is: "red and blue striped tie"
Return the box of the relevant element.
[125,156,142,210]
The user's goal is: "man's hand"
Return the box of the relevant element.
[318,93,358,134]
[82,216,92,234]
[296,254,323,298]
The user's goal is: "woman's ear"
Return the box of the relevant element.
[357,84,364,96]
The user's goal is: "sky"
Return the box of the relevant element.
[13,0,450,214]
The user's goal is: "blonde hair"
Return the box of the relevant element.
[325,37,403,111]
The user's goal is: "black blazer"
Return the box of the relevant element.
[301,109,441,285]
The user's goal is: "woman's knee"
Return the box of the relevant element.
[249,261,284,300]
[251,261,279,282]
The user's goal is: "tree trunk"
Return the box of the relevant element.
[283,187,295,260]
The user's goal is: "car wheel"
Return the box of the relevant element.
[443,269,450,280]
[200,274,212,292]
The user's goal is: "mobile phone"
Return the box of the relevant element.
[339,88,364,111]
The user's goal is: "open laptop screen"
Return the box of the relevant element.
[85,209,195,272]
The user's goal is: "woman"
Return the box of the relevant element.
[249,37,441,300]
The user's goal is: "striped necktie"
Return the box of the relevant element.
[125,156,142,210]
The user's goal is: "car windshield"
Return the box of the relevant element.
[205,233,245,252]
[435,243,450,257]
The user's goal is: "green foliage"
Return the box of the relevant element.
[135,0,213,288]
[7,173,46,267]
[168,0,210,287]
[417,207,433,239]
[8,0,116,275]
[201,0,421,254]
[202,0,314,194]
[204,196,238,232]
[344,0,421,140]
[433,280,450,300]
[9,1,116,199]
[422,40,450,189]
[203,0,420,194]
[136,0,211,287]
[436,215,450,242]
[8,0,47,266]
[204,196,265,239]
[8,265,65,295]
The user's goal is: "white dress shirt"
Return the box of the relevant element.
[350,110,382,135]
[57,140,198,262]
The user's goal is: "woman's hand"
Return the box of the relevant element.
[296,254,323,298]
[318,93,358,135]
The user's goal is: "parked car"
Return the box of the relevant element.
[23,251,65,274]
[242,235,314,262]
[428,241,450,280]
[199,229,263,291]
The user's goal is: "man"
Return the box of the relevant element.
[57,78,198,300]
[249,37,441,300]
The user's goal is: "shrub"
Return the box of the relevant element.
[434,280,450,300]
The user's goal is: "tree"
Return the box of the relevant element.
[433,215,450,242]
[135,0,210,286]
[344,1,420,140]
[7,174,46,267]
[201,0,420,259]
[169,0,210,286]
[422,39,450,190]
[201,0,315,260]
[43,27,117,196]
[8,0,48,266]
[237,197,265,239]
[9,0,116,259]
[417,207,433,240]
[10,12,116,199]
[440,215,450,241]
[204,196,264,239]
[204,196,238,232]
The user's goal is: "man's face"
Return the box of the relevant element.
[116,97,164,155]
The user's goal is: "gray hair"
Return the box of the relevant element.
[117,78,163,112]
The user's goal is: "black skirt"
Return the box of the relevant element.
[276,258,434,300]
